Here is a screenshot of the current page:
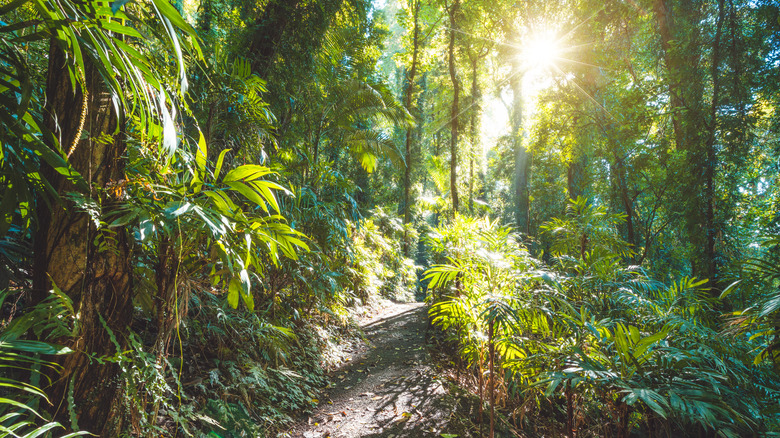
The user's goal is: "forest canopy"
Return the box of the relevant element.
[0,0,779,436]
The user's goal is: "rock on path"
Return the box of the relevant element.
[287,302,459,438]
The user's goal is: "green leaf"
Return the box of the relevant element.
[222,165,273,183]
[0,397,44,417]
[544,375,564,397]
[149,0,188,91]
[98,21,142,38]
[0,341,72,355]
[0,0,29,16]
[165,201,191,217]
[214,148,230,180]
[239,269,254,311]
[196,130,208,173]
[623,388,668,418]
[227,278,240,309]
[202,190,237,216]
[226,181,268,212]
[15,421,60,437]
[251,181,280,213]
[150,0,198,37]
[719,280,741,299]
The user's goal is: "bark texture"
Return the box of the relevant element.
[34,42,133,434]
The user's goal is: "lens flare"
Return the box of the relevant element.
[522,33,561,70]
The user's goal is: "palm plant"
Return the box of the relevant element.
[727,235,780,367]
[113,129,309,363]
[0,288,91,437]
[189,52,277,163]
[539,250,774,436]
[289,78,412,178]
[425,217,533,437]
[0,0,206,431]
[540,196,633,262]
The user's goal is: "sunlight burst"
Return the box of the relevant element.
[522,32,561,71]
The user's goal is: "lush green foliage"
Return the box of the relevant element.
[0,0,779,435]
[0,289,88,437]
[425,202,780,437]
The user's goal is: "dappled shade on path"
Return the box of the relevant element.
[289,303,460,438]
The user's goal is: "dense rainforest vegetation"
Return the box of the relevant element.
[1,0,780,436]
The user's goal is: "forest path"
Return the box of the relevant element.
[288,302,462,438]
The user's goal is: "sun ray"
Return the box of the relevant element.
[522,32,561,70]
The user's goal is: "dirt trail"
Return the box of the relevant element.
[288,302,461,438]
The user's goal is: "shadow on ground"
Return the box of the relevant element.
[286,303,471,438]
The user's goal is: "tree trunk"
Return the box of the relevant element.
[567,153,586,201]
[478,355,485,438]
[510,57,529,234]
[33,42,133,435]
[469,155,474,214]
[703,0,725,291]
[249,0,301,74]
[653,0,720,286]
[248,0,344,77]
[468,56,481,215]
[447,0,461,214]
[402,0,421,256]
[652,0,687,150]
[154,235,182,359]
[611,147,636,248]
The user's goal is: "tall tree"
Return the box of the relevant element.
[402,0,422,254]
[461,1,494,215]
[34,44,133,435]
[446,0,462,213]
[509,34,529,233]
[654,0,723,287]
[20,0,196,431]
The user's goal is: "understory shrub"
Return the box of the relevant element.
[347,207,419,303]
[425,200,780,437]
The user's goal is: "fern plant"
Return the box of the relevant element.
[0,289,89,437]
